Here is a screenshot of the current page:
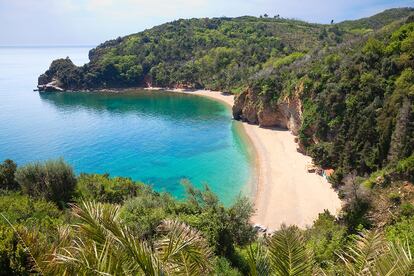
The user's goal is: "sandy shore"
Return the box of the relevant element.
[147,88,342,230]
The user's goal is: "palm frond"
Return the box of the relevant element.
[155,219,214,275]
[52,201,158,275]
[246,240,271,276]
[48,202,215,275]
[337,229,386,275]
[373,240,414,276]
[267,225,313,276]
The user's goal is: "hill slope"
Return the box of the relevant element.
[39,15,354,91]
[38,7,414,228]
[38,8,413,92]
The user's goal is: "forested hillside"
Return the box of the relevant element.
[38,8,413,92]
[233,10,414,227]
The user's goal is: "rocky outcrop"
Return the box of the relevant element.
[233,84,303,135]
[233,88,259,124]
[37,80,64,92]
[37,57,81,90]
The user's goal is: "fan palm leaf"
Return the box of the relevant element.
[155,220,213,275]
[50,201,213,275]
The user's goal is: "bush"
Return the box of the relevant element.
[396,153,414,181]
[15,159,76,207]
[400,202,414,217]
[388,192,401,204]
[213,257,241,275]
[121,193,173,236]
[0,160,18,191]
[385,216,414,246]
[305,210,346,270]
[0,225,31,275]
[0,193,63,228]
[76,173,145,204]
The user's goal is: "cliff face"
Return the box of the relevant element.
[233,85,303,136]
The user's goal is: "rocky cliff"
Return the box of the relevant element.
[233,84,303,136]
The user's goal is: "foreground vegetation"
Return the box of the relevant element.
[0,158,413,275]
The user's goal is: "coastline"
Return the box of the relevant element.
[154,88,342,231]
[40,86,342,230]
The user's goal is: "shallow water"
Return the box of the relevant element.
[0,46,253,204]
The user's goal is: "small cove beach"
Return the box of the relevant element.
[158,88,342,230]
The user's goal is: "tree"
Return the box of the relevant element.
[0,159,18,190]
[15,159,76,208]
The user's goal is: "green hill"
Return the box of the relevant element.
[39,8,413,92]
[39,15,352,91]
[38,7,414,226]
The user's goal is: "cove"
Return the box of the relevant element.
[0,46,253,205]
[3,89,254,204]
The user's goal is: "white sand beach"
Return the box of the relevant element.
[148,88,342,230]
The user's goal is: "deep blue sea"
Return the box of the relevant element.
[0,46,254,204]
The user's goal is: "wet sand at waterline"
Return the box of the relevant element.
[146,88,342,231]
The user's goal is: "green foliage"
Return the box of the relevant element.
[40,12,367,91]
[52,201,214,275]
[337,229,414,275]
[400,202,414,217]
[120,192,175,236]
[285,20,414,179]
[246,226,313,276]
[0,159,18,190]
[338,7,414,30]
[213,257,242,276]
[0,193,63,228]
[0,158,413,274]
[385,216,414,246]
[15,159,76,207]
[38,57,82,89]
[177,183,256,261]
[305,211,346,270]
[76,173,147,204]
[0,225,31,276]
[388,192,401,204]
[263,52,305,69]
[268,226,313,276]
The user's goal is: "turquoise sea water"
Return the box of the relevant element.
[0,47,253,204]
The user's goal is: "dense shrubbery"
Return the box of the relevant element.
[15,159,76,208]
[0,225,31,276]
[76,173,144,203]
[0,159,18,190]
[0,158,412,274]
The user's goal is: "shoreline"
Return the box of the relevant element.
[40,87,342,230]
[155,88,342,231]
